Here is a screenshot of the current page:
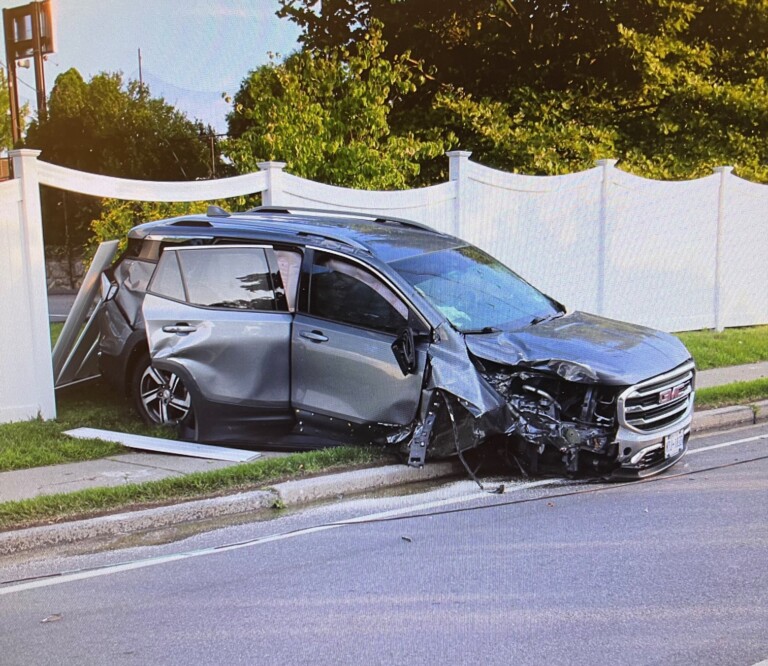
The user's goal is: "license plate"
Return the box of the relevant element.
[664,429,685,458]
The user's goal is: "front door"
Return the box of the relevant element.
[292,251,427,426]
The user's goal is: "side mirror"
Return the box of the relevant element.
[391,327,417,376]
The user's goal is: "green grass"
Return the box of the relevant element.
[0,379,183,472]
[50,322,64,347]
[0,446,391,530]
[695,378,768,410]
[676,325,768,370]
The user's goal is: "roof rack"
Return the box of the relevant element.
[243,206,440,234]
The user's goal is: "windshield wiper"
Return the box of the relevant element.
[530,312,565,326]
[460,326,501,335]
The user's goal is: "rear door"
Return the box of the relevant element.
[142,245,292,412]
[292,250,428,426]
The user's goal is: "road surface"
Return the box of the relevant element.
[1,423,767,665]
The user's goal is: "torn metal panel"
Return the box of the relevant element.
[52,241,119,388]
[64,427,261,462]
[426,323,506,417]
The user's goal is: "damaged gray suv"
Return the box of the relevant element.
[99,206,695,478]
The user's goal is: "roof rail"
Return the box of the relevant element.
[244,206,440,234]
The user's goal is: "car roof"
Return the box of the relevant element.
[128,207,464,263]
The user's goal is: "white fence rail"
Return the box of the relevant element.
[1,149,765,423]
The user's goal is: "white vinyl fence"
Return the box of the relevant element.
[1,149,766,423]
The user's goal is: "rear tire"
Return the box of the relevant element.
[131,353,195,434]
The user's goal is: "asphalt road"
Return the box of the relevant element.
[1,423,767,666]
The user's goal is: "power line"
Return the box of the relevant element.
[1,58,42,96]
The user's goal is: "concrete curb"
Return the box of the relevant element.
[691,399,768,432]
[0,462,461,556]
[2,402,767,557]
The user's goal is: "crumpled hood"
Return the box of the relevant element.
[464,311,692,386]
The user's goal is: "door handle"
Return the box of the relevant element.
[300,330,329,343]
[162,324,197,335]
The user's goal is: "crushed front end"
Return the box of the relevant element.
[478,358,695,479]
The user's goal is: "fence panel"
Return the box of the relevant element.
[275,173,458,235]
[457,162,604,314]
[0,178,52,421]
[4,151,768,426]
[603,170,719,332]
[720,175,768,328]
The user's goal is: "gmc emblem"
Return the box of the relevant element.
[659,385,685,405]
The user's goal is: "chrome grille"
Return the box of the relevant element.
[618,361,695,433]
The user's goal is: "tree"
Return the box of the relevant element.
[225,22,448,189]
[25,68,224,247]
[0,67,30,152]
[278,0,768,181]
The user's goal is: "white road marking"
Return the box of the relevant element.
[688,433,768,455]
[0,479,558,597]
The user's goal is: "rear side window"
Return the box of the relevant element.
[149,246,280,311]
[148,251,185,302]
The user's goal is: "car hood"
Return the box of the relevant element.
[463,311,692,386]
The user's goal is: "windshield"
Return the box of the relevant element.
[391,246,560,332]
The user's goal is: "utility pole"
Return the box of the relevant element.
[138,47,143,88]
[2,1,55,145]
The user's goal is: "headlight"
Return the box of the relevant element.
[549,360,598,383]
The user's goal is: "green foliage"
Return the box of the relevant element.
[0,67,30,151]
[279,0,768,181]
[88,195,258,257]
[433,87,618,175]
[695,378,768,410]
[226,22,448,189]
[25,69,224,249]
[0,378,161,473]
[27,69,216,180]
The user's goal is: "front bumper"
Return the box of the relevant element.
[611,417,692,479]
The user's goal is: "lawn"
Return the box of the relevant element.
[0,378,181,472]
[675,325,768,370]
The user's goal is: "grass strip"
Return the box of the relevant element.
[0,379,184,472]
[676,325,768,370]
[0,446,392,531]
[695,378,768,410]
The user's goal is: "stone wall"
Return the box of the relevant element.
[45,246,85,291]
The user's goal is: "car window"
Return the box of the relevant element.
[149,246,279,311]
[309,254,408,333]
[391,245,559,331]
[148,250,186,302]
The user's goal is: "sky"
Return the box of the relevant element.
[0,0,302,133]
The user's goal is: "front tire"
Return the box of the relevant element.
[131,354,194,431]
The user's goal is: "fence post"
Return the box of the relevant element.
[596,158,617,316]
[447,150,472,237]
[712,166,733,332]
[258,161,287,207]
[9,148,56,419]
